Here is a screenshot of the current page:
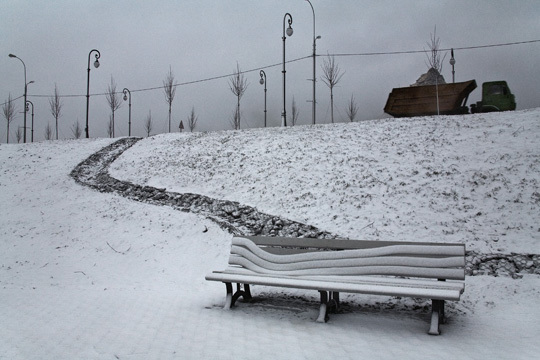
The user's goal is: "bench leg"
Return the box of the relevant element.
[437,279,447,324]
[329,292,340,314]
[317,291,329,323]
[224,282,233,310]
[223,282,252,310]
[243,284,252,301]
[428,299,445,335]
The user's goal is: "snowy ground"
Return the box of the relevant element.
[1,109,539,359]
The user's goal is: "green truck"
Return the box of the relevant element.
[470,81,516,113]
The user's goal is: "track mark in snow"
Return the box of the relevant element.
[70,137,335,239]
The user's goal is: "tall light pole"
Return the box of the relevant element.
[449,48,456,83]
[8,54,29,143]
[25,100,34,142]
[85,49,101,138]
[259,70,267,127]
[305,0,321,125]
[282,13,293,127]
[123,88,132,136]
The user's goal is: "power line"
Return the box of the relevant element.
[326,39,540,57]
[5,38,539,103]
[26,55,312,99]
[0,94,24,108]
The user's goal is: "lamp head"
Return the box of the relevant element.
[9,53,17,58]
[259,78,264,85]
[316,35,321,40]
[94,59,100,68]
[286,26,293,37]
[123,94,128,101]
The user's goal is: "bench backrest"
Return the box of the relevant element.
[228,236,466,281]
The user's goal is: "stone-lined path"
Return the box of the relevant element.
[70,137,539,278]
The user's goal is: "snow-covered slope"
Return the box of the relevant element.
[111,109,540,254]
[1,109,539,359]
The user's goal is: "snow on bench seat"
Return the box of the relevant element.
[206,270,464,301]
[205,236,466,335]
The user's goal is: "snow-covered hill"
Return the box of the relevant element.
[1,109,539,359]
[111,109,540,254]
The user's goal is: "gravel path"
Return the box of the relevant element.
[70,137,540,278]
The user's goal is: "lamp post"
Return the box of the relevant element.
[25,81,34,138]
[123,88,132,136]
[282,13,293,127]
[305,0,321,125]
[8,54,30,143]
[85,49,101,138]
[25,100,34,142]
[449,48,456,83]
[259,70,267,127]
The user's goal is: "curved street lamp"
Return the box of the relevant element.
[25,80,35,140]
[8,53,30,143]
[85,49,101,138]
[123,88,132,136]
[259,70,267,127]
[305,0,321,125]
[25,100,34,142]
[281,13,293,127]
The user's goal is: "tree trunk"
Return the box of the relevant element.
[330,88,334,123]
[237,97,241,130]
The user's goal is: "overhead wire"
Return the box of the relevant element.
[2,38,539,105]
[328,39,540,57]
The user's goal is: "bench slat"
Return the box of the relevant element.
[231,245,464,269]
[205,271,463,301]
[230,256,465,280]
[244,235,465,252]
[214,267,466,292]
[233,237,465,262]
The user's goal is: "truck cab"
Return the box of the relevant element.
[470,81,516,113]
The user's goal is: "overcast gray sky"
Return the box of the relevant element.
[2,0,540,141]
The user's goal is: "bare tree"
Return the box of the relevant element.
[49,83,63,140]
[229,107,240,130]
[105,76,122,138]
[2,93,16,143]
[106,114,114,138]
[163,66,176,133]
[425,26,447,73]
[15,127,22,143]
[144,110,153,137]
[321,55,344,123]
[44,123,53,140]
[291,96,299,126]
[187,106,198,132]
[71,120,82,139]
[228,62,248,130]
[345,94,359,122]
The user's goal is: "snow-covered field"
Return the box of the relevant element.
[1,109,539,359]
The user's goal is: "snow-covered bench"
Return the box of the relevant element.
[205,236,465,335]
